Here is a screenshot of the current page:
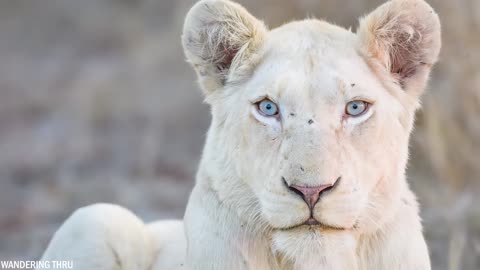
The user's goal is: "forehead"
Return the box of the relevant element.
[246,20,384,102]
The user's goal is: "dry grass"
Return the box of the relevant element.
[0,0,478,269]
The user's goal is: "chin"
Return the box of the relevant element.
[271,225,358,268]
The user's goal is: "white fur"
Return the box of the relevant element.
[38,0,441,269]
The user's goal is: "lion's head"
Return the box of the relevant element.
[182,0,440,237]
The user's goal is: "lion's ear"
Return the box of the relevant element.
[357,0,441,96]
[182,0,267,93]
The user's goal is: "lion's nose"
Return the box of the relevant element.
[285,180,337,210]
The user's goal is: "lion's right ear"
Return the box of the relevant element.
[182,0,267,93]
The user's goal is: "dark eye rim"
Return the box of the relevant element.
[256,98,280,117]
[345,100,371,117]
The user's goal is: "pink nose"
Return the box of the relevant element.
[288,183,335,210]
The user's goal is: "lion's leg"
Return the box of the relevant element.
[38,204,155,270]
[147,220,187,270]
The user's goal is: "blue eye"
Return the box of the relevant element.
[258,99,279,116]
[345,100,368,116]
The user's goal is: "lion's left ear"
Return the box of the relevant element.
[357,0,441,96]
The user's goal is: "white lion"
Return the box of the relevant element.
[38,0,441,269]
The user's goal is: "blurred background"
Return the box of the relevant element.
[0,0,478,269]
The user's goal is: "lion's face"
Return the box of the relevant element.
[183,0,440,234]
[209,22,413,232]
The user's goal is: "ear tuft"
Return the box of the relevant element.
[357,0,441,94]
[182,0,267,93]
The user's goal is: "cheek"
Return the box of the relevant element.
[337,121,389,189]
[246,110,283,152]
[235,118,283,184]
[249,112,282,143]
[342,114,409,189]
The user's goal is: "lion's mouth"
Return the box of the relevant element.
[279,218,348,231]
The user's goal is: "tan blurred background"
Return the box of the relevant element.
[0,0,478,269]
